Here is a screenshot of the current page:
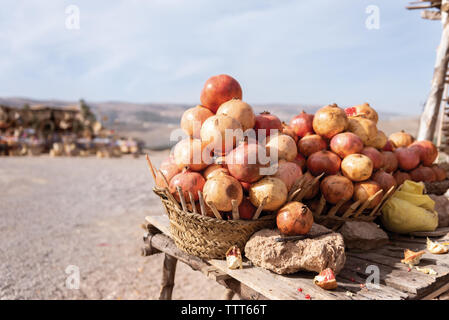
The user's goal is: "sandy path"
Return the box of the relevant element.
[0,153,223,300]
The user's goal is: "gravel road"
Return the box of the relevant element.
[0,153,223,299]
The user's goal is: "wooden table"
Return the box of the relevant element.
[142,215,449,300]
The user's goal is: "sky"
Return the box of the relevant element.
[0,0,444,114]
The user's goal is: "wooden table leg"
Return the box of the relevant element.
[222,288,235,300]
[159,254,177,300]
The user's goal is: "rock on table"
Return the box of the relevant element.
[244,224,346,275]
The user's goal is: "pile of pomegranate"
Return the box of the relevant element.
[156,74,446,236]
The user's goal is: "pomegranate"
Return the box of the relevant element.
[381,151,398,173]
[180,105,214,138]
[200,74,242,113]
[266,134,298,161]
[297,134,327,157]
[389,131,414,148]
[410,166,437,183]
[312,104,348,139]
[173,138,210,171]
[226,140,265,183]
[372,170,397,193]
[393,171,411,185]
[238,198,257,220]
[156,158,181,188]
[293,153,306,171]
[408,140,438,166]
[203,164,229,180]
[169,169,206,202]
[249,177,288,211]
[203,174,243,212]
[345,103,379,124]
[382,140,396,152]
[254,111,282,138]
[320,175,354,204]
[216,98,256,132]
[307,150,341,176]
[431,164,447,181]
[272,160,303,191]
[394,147,420,171]
[281,122,299,143]
[240,181,251,192]
[289,111,314,138]
[276,202,314,236]
[353,180,383,209]
[368,130,387,150]
[330,132,363,158]
[347,117,377,145]
[200,114,242,154]
[341,154,373,182]
[314,268,338,290]
[361,147,384,170]
[303,171,320,200]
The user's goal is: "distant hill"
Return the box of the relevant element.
[0,97,404,149]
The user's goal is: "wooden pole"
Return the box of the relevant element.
[418,0,449,141]
[159,254,178,300]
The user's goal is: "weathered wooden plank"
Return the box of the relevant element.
[209,259,352,300]
[339,258,409,300]
[347,250,449,298]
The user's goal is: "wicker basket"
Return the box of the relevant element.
[153,187,276,259]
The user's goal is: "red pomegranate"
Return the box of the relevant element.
[344,103,379,123]
[281,122,299,143]
[320,175,354,204]
[276,202,314,236]
[180,105,214,138]
[381,151,398,173]
[393,171,411,185]
[254,111,282,139]
[312,104,348,139]
[156,158,181,188]
[238,198,257,220]
[382,140,396,152]
[431,164,447,182]
[169,169,206,202]
[372,170,397,193]
[293,153,306,171]
[408,140,438,166]
[272,160,303,191]
[200,74,242,113]
[361,147,384,170]
[389,131,414,148]
[297,134,327,157]
[394,147,420,171]
[330,132,364,158]
[303,171,320,200]
[410,166,437,182]
[240,181,251,193]
[289,111,314,138]
[306,150,341,176]
[353,180,383,209]
[226,141,265,183]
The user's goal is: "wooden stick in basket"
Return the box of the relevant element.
[188,191,197,214]
[231,199,240,220]
[369,185,395,217]
[353,189,383,218]
[198,191,207,216]
[342,200,361,219]
[145,154,157,183]
[176,186,188,211]
[253,197,267,220]
[206,201,223,220]
[157,169,180,209]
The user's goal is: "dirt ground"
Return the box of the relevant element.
[0,152,224,300]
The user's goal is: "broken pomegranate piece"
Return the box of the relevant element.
[401,249,425,267]
[313,268,338,290]
[226,245,243,270]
